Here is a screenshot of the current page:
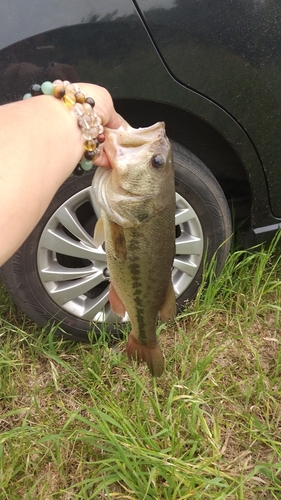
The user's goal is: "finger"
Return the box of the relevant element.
[93,149,112,168]
[106,113,122,129]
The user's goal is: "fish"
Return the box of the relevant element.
[92,117,176,377]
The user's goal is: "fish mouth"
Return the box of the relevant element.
[104,119,167,155]
[115,119,166,147]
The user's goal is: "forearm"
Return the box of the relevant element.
[0,84,120,265]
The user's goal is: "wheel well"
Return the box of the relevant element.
[115,99,251,224]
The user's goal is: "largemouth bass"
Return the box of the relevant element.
[92,117,176,377]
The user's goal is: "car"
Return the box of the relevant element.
[1,0,281,341]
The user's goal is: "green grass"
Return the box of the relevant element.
[0,236,281,498]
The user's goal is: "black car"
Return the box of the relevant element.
[1,0,281,340]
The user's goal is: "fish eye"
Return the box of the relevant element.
[151,155,165,169]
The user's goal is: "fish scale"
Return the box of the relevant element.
[104,209,174,341]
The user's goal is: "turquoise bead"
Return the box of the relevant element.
[80,158,93,171]
[23,93,32,99]
[41,81,54,95]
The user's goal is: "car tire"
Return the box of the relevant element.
[172,141,232,300]
[1,141,232,341]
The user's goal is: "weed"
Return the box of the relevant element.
[0,237,281,498]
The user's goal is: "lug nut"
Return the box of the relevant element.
[103,268,110,278]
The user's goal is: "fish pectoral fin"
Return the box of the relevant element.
[93,218,105,248]
[109,283,126,317]
[159,280,177,322]
[126,332,164,377]
[110,221,127,261]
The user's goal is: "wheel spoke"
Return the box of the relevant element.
[80,289,110,320]
[173,256,198,277]
[40,228,106,261]
[175,206,197,224]
[39,262,99,282]
[54,206,94,245]
[87,299,129,323]
[175,234,203,255]
[47,271,105,305]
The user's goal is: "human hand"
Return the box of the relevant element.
[79,83,122,168]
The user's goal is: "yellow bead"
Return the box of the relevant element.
[63,94,75,107]
[84,139,97,152]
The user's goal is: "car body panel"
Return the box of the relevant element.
[135,0,281,217]
[0,0,281,240]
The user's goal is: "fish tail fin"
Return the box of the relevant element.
[126,333,164,377]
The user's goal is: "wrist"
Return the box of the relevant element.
[23,80,105,175]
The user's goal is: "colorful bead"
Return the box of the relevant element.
[73,103,84,116]
[30,83,42,96]
[63,94,75,108]
[84,139,98,152]
[78,116,90,129]
[84,149,97,161]
[65,83,76,93]
[53,79,63,86]
[80,158,94,170]
[75,92,86,104]
[83,127,99,141]
[83,103,93,115]
[53,85,65,99]
[85,96,95,107]
[41,81,54,95]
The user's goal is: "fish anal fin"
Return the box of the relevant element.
[126,333,164,377]
[109,283,126,317]
[159,280,177,322]
[110,221,127,261]
[93,218,105,248]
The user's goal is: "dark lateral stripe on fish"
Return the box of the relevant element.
[110,221,127,261]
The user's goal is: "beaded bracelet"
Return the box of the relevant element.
[23,80,105,176]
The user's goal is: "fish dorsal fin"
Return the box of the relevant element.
[93,218,105,248]
[159,280,177,322]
